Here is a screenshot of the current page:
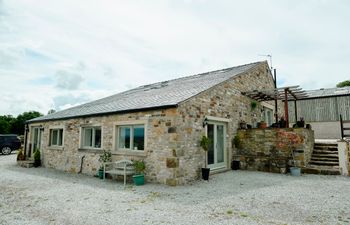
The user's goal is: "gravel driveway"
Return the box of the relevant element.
[1,154,350,225]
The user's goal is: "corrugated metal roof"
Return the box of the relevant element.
[29,61,264,122]
[304,87,350,98]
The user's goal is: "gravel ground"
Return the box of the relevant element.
[1,154,350,225]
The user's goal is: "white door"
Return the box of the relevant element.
[31,127,42,157]
[207,122,226,170]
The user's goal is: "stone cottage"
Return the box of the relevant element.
[26,61,276,185]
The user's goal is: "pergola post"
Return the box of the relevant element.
[274,69,278,124]
[284,88,289,128]
[294,100,298,124]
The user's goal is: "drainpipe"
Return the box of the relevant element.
[78,155,86,173]
[23,123,29,158]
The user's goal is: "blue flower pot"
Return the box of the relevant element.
[290,167,301,176]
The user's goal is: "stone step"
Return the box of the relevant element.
[309,160,339,166]
[310,157,339,162]
[313,146,338,151]
[303,166,340,175]
[312,150,339,154]
[17,160,34,168]
[312,153,338,159]
[314,143,338,147]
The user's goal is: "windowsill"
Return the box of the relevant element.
[48,146,64,151]
[113,149,146,157]
[78,148,102,154]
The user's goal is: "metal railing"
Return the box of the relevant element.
[340,114,350,139]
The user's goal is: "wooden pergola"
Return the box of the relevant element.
[242,86,308,127]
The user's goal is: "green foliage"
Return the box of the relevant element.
[33,149,41,161]
[0,111,43,135]
[233,135,242,148]
[133,160,146,174]
[17,148,25,161]
[0,115,14,134]
[250,101,257,111]
[199,136,211,151]
[336,80,350,88]
[98,150,112,163]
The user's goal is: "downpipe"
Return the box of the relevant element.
[78,155,86,174]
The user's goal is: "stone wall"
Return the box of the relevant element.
[337,140,350,176]
[27,108,180,184]
[234,128,314,173]
[26,61,277,185]
[172,62,276,184]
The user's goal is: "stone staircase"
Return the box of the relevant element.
[303,142,340,175]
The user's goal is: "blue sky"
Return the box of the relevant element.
[0,0,350,116]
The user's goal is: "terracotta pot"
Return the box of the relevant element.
[259,122,267,129]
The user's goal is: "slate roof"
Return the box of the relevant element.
[304,86,350,99]
[29,61,264,122]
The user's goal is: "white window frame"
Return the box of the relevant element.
[49,128,64,147]
[80,126,102,149]
[117,125,145,151]
[114,120,147,155]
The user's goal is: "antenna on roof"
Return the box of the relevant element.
[258,54,272,70]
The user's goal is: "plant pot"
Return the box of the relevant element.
[133,174,145,185]
[239,122,247,129]
[201,168,210,180]
[98,169,104,179]
[33,159,41,168]
[231,160,240,170]
[290,167,301,176]
[296,121,305,128]
[259,122,267,129]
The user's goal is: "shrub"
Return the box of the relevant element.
[33,149,40,161]
[133,160,146,174]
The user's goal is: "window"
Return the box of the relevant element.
[81,127,101,149]
[118,125,144,151]
[50,129,63,146]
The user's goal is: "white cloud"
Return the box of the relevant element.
[0,0,349,116]
[54,70,84,90]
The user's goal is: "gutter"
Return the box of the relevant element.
[26,104,178,124]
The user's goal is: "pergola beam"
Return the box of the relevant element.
[241,85,308,127]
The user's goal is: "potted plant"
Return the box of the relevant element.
[239,120,247,129]
[200,135,211,180]
[98,150,112,179]
[33,149,41,167]
[296,117,305,128]
[258,121,267,129]
[231,135,241,170]
[17,148,25,161]
[251,100,257,111]
[132,160,146,185]
[290,149,301,176]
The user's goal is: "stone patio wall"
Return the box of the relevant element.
[234,128,314,173]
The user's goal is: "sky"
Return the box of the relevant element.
[0,0,349,116]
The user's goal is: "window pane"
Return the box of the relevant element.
[133,126,144,150]
[94,128,101,148]
[58,129,63,146]
[207,124,214,165]
[119,127,130,149]
[84,128,93,147]
[52,130,58,145]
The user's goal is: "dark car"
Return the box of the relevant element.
[0,134,21,155]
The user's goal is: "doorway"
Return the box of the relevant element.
[207,121,227,170]
[30,126,42,157]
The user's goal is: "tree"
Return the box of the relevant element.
[0,115,15,134]
[336,80,350,88]
[11,111,43,135]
